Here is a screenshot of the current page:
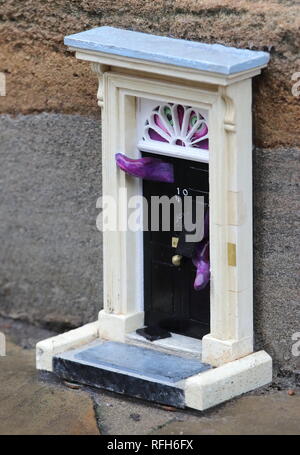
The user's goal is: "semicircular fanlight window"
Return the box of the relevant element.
[143,103,208,150]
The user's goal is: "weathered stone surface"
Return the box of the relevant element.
[93,391,181,435]
[151,392,300,435]
[0,340,100,435]
[0,315,57,349]
[0,114,102,330]
[253,147,300,374]
[0,0,299,147]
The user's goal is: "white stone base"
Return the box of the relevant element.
[98,310,144,342]
[202,334,253,366]
[184,350,272,411]
[36,321,99,372]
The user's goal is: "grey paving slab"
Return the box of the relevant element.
[0,340,99,435]
[150,392,300,435]
[54,341,210,408]
[72,341,209,382]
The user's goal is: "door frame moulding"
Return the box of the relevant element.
[72,48,264,86]
[98,72,219,345]
[97,69,257,369]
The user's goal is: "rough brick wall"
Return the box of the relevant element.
[0,0,299,147]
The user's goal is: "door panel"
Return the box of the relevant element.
[143,153,210,340]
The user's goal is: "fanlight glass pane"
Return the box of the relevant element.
[143,103,209,150]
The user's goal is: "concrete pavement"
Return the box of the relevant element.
[0,317,299,435]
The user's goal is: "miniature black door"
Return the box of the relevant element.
[143,153,210,340]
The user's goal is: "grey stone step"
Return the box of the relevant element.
[53,340,211,408]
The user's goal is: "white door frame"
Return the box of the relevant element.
[97,70,254,367]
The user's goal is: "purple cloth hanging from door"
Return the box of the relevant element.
[115,153,174,183]
[192,210,210,291]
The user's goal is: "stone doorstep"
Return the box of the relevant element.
[126,330,203,359]
[53,340,211,409]
[52,340,272,411]
[37,322,273,411]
